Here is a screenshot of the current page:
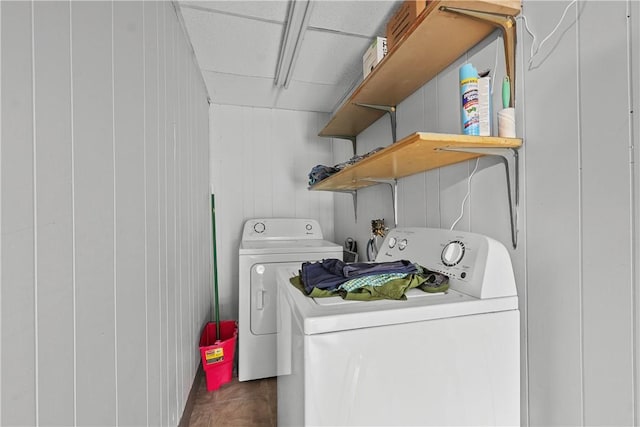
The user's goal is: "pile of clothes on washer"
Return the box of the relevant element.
[289,258,449,301]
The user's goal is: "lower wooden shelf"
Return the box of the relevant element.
[309,132,522,191]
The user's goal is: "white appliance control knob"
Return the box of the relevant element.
[253,222,266,233]
[441,240,465,266]
[388,237,397,248]
[398,239,408,251]
[305,223,313,231]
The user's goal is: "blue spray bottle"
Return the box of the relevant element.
[459,63,480,135]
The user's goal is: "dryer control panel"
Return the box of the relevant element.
[242,218,324,241]
[377,228,516,299]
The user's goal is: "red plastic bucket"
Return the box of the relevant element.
[199,320,237,391]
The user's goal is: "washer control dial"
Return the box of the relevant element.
[305,223,313,231]
[253,222,266,234]
[441,240,465,266]
[398,239,408,251]
[388,237,397,248]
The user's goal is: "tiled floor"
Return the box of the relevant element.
[187,373,277,427]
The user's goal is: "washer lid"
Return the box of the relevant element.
[277,267,518,335]
[239,239,342,255]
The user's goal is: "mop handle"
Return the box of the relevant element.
[211,194,221,341]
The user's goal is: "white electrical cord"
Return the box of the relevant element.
[450,158,480,231]
[450,3,576,231]
[447,3,576,231]
[518,0,578,68]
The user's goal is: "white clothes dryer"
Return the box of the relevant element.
[238,218,342,382]
[277,227,520,426]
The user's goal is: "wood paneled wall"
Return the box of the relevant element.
[209,105,335,322]
[0,2,211,426]
[331,1,639,425]
[523,1,637,425]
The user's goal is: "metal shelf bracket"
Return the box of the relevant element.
[363,178,399,228]
[332,189,358,223]
[439,6,517,108]
[324,135,357,155]
[440,147,520,249]
[354,103,398,143]
[319,178,398,227]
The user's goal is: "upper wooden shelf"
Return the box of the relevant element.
[319,0,521,138]
[309,132,522,191]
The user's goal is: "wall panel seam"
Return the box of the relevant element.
[110,3,119,424]
[172,14,180,417]
[177,111,184,408]
[163,4,169,420]
[626,0,638,423]
[1,1,4,421]
[68,3,77,424]
[154,2,163,422]
[142,5,150,426]
[575,3,585,424]
[30,2,39,424]
[188,50,194,376]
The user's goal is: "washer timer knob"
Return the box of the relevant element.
[398,239,408,251]
[441,240,465,266]
[253,222,266,233]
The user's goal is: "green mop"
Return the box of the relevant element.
[199,193,237,391]
[211,193,221,341]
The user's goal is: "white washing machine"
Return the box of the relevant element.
[277,227,520,426]
[238,218,343,382]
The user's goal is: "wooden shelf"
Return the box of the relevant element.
[309,132,522,191]
[319,0,521,138]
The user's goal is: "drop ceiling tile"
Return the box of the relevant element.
[204,69,347,113]
[203,70,279,109]
[308,1,401,36]
[179,0,400,113]
[180,1,288,23]
[292,29,370,85]
[181,7,283,78]
[275,79,354,113]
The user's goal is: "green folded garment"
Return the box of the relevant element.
[289,270,448,301]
